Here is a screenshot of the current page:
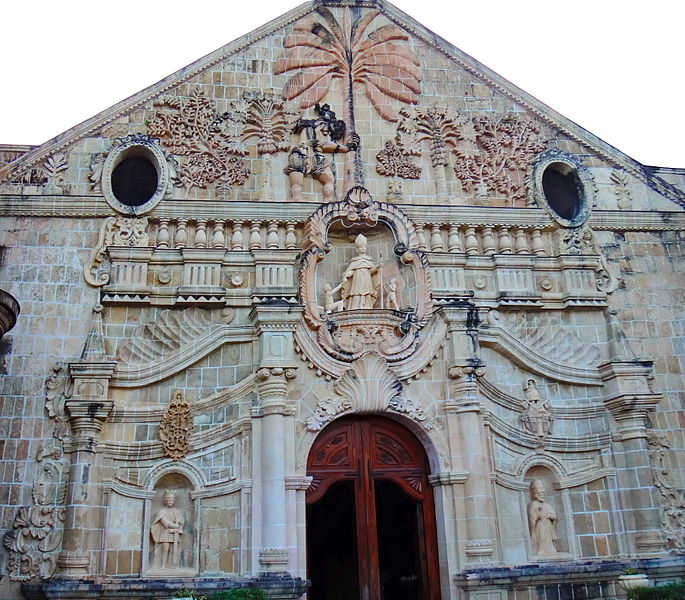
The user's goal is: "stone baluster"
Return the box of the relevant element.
[285,223,297,249]
[481,227,496,255]
[514,228,529,254]
[212,220,226,248]
[266,222,279,249]
[447,224,462,253]
[249,222,262,250]
[497,227,512,254]
[531,228,546,256]
[416,225,428,251]
[231,221,245,250]
[157,218,170,248]
[194,219,207,248]
[430,225,444,252]
[174,219,188,249]
[464,227,478,255]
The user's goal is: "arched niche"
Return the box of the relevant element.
[523,465,573,559]
[146,472,197,576]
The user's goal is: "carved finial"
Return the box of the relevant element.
[79,305,107,362]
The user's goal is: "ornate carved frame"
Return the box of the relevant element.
[531,150,595,227]
[101,134,171,216]
[296,187,434,370]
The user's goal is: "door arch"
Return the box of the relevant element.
[306,416,440,600]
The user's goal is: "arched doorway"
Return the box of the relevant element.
[306,416,440,600]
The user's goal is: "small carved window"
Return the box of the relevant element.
[542,163,582,222]
[111,154,158,206]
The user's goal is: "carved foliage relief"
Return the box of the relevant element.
[275,7,422,122]
[3,364,71,581]
[148,89,251,193]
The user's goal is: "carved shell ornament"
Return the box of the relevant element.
[295,187,433,369]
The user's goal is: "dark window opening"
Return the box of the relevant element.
[111,154,158,206]
[542,165,582,222]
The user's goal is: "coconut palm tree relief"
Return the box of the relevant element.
[275,6,422,189]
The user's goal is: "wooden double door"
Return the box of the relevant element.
[306,416,440,600]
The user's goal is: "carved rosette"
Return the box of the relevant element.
[297,187,433,372]
[159,390,193,461]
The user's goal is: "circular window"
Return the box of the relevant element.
[533,152,593,227]
[542,163,582,221]
[111,154,158,206]
[101,135,169,215]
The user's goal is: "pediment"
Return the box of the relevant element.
[1,0,683,210]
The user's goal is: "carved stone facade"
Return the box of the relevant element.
[1,2,684,600]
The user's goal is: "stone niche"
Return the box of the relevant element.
[146,472,197,577]
[524,466,573,560]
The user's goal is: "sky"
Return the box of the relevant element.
[2,1,683,168]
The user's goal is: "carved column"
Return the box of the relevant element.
[447,364,496,561]
[600,359,665,553]
[57,362,115,577]
[254,367,296,573]
[441,304,497,562]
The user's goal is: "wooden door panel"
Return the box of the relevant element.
[307,416,440,600]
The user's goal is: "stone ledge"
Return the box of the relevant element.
[22,574,309,600]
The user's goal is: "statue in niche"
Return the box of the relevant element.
[341,234,380,310]
[520,378,553,443]
[151,490,185,569]
[284,103,359,201]
[527,479,559,556]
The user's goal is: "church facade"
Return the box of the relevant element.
[1,2,684,599]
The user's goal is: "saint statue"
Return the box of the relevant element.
[341,234,379,310]
[527,479,559,556]
[520,379,553,443]
[151,489,185,569]
[284,103,359,201]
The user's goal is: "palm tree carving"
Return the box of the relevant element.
[275,6,422,187]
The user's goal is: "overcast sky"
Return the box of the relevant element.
[2,1,683,168]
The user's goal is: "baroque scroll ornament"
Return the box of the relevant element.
[148,88,250,193]
[2,364,73,581]
[160,390,193,461]
[84,216,149,287]
[647,431,685,550]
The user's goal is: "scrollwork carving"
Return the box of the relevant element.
[160,390,193,461]
[647,431,685,551]
[84,216,149,287]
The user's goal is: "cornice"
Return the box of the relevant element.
[2,194,684,231]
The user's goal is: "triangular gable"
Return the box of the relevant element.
[1,0,683,208]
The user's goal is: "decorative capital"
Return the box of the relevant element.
[256,367,297,414]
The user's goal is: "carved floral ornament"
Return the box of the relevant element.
[159,390,193,461]
[377,105,550,204]
[296,187,433,368]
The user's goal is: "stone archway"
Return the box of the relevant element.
[306,415,441,600]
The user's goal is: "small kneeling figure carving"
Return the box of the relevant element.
[151,490,185,569]
[527,479,558,556]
